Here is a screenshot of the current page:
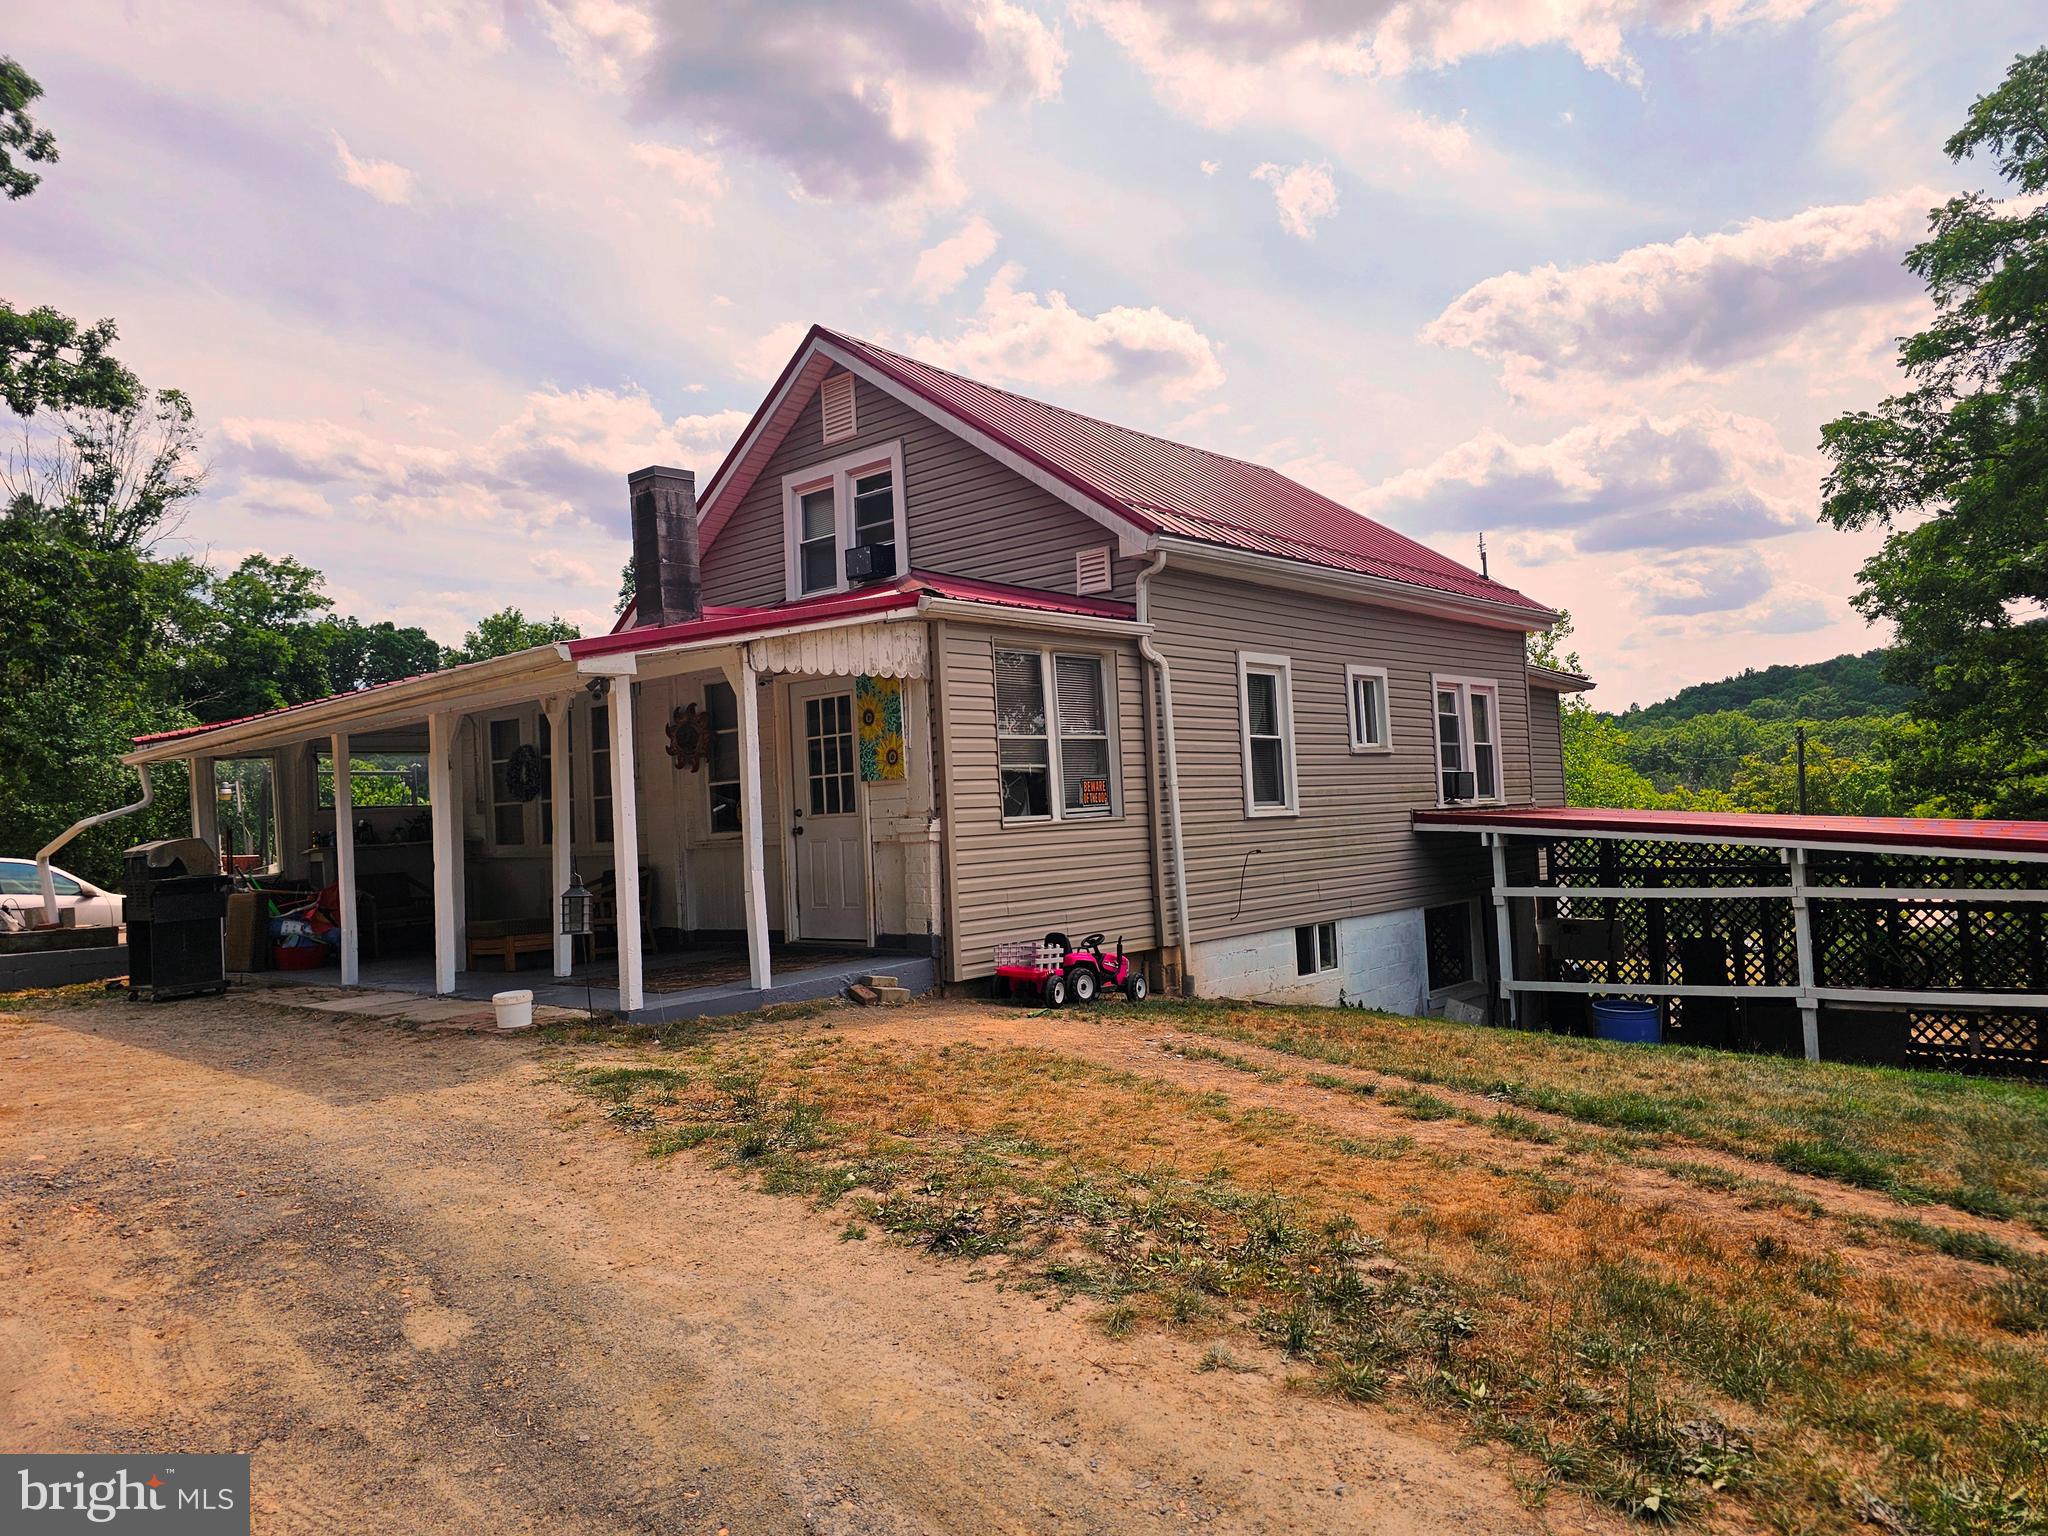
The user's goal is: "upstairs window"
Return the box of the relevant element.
[797,486,837,594]
[1346,665,1391,752]
[996,647,1118,822]
[1434,677,1500,804]
[1238,653,1297,815]
[782,441,907,600]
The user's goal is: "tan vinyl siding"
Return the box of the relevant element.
[1529,686,1566,806]
[935,621,1157,979]
[700,370,1138,606]
[1148,566,1529,943]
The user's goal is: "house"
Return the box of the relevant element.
[115,325,1588,1019]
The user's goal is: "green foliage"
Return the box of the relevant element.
[0,303,136,420]
[0,56,58,202]
[1619,649,1912,731]
[1817,49,2048,817]
[443,606,581,665]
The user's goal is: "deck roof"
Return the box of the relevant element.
[1414,806,2048,861]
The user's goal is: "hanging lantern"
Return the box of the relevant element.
[560,872,594,937]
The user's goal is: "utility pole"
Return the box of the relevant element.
[1795,725,1808,815]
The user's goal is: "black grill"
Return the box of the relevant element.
[123,838,230,1002]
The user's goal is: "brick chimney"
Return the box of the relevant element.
[629,465,702,629]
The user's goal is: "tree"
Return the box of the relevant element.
[0,56,57,201]
[445,607,580,665]
[320,616,443,693]
[2,386,201,546]
[1819,48,2048,817]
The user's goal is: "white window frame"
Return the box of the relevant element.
[1431,674,1502,806]
[781,439,908,601]
[1295,921,1337,976]
[1237,651,1299,817]
[1345,664,1392,754]
[995,643,1122,825]
[704,678,741,839]
[485,710,541,852]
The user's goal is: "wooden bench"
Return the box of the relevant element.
[465,922,553,972]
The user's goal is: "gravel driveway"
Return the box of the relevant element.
[0,992,1584,1535]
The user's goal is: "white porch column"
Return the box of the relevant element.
[330,732,359,986]
[607,680,645,1014]
[427,711,461,995]
[1785,847,1821,1062]
[726,649,773,993]
[545,693,574,978]
[188,757,218,855]
[1489,833,1517,1028]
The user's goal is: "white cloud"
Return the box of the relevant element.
[740,320,813,381]
[599,0,1065,204]
[1199,159,1219,176]
[1423,188,1933,399]
[912,215,1001,300]
[630,140,728,224]
[1361,410,1810,556]
[1078,0,1837,88]
[901,263,1225,403]
[1252,161,1339,239]
[220,387,748,531]
[330,132,415,205]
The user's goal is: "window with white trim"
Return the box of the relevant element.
[1433,678,1501,804]
[1238,653,1297,815]
[705,680,741,834]
[1346,664,1391,752]
[588,702,615,843]
[782,441,908,600]
[995,646,1117,821]
[1295,921,1337,976]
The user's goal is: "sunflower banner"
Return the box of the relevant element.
[856,674,906,782]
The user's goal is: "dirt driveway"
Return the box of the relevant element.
[0,992,1592,1536]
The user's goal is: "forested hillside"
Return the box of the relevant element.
[1617,649,1914,730]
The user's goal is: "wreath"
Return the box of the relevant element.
[506,743,547,802]
[666,703,710,772]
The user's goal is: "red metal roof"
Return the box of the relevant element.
[567,570,1135,660]
[801,327,1550,617]
[133,666,449,745]
[1414,806,2048,859]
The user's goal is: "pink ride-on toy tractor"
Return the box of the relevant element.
[993,931,1148,1007]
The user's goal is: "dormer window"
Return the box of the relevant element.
[782,439,908,600]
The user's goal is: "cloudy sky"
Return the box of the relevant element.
[10,0,2038,705]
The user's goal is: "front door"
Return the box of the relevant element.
[787,680,867,941]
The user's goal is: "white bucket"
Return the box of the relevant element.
[492,989,535,1032]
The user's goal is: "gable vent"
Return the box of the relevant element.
[820,372,856,445]
[1075,545,1113,596]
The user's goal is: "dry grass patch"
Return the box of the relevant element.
[1111,999,2048,1230]
[563,1030,2048,1533]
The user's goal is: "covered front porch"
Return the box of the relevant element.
[123,580,945,1021]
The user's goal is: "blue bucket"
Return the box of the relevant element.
[1591,999,1661,1044]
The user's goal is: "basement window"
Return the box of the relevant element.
[1295,921,1337,976]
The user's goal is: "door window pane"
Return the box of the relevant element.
[706,681,741,834]
[805,693,856,817]
[589,703,613,843]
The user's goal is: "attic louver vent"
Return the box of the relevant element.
[1075,545,1113,596]
[820,373,856,445]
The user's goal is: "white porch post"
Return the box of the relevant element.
[427,711,460,995]
[607,680,645,1014]
[188,757,218,855]
[545,693,573,978]
[1489,833,1517,1027]
[727,649,773,993]
[1785,847,1821,1062]
[330,732,359,986]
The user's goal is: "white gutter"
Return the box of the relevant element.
[1135,550,1197,996]
[38,766,154,925]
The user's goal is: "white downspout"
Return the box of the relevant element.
[39,766,155,925]
[1136,550,1197,996]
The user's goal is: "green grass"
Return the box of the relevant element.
[1103,998,2048,1230]
[558,1032,2048,1534]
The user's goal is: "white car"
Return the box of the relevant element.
[0,859,126,932]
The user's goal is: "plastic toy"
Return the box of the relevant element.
[993,931,1148,1007]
